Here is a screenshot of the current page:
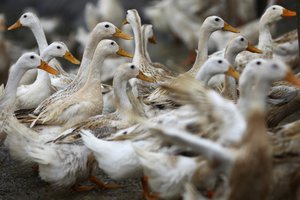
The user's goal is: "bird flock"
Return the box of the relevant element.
[0,2,300,200]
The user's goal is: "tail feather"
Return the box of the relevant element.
[80,130,105,153]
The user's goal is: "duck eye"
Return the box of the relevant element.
[105,24,109,28]
[110,42,114,45]
[218,60,223,64]
[256,61,261,65]
[23,15,27,18]
[57,46,61,49]
[215,18,220,22]
[272,64,278,69]
[30,55,34,59]
[240,38,244,42]
[130,65,135,69]
[123,131,127,135]
[272,7,276,10]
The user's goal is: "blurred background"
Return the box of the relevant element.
[0,0,297,84]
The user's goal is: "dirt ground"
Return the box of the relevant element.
[0,142,144,200]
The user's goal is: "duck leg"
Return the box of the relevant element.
[89,176,123,189]
[71,184,96,192]
[141,176,160,200]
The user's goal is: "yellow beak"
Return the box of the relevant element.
[38,60,59,75]
[284,70,300,88]
[246,43,263,54]
[281,8,297,17]
[63,51,80,65]
[8,19,22,30]
[223,22,240,33]
[226,66,240,80]
[136,71,156,83]
[122,20,129,25]
[116,48,133,58]
[113,27,133,40]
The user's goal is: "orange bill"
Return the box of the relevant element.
[116,48,133,58]
[7,19,22,30]
[122,20,129,25]
[113,27,133,40]
[223,22,240,33]
[38,60,59,75]
[226,66,240,80]
[281,9,296,17]
[284,70,300,88]
[148,35,157,44]
[246,43,263,54]
[136,71,156,83]
[63,51,80,64]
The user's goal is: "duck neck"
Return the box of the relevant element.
[195,65,214,85]
[76,31,100,83]
[30,22,48,53]
[1,65,26,111]
[142,29,151,62]
[188,24,212,76]
[131,18,145,64]
[34,50,52,85]
[250,78,270,114]
[258,17,273,53]
[223,47,239,100]
[83,50,106,87]
[113,76,134,120]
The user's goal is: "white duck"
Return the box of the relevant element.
[78,57,242,187]
[15,42,80,110]
[7,12,62,85]
[0,52,57,127]
[29,40,132,128]
[32,22,132,118]
[147,59,300,200]
[3,63,153,191]
[235,5,296,71]
[50,62,155,144]
[208,35,262,100]
[147,15,239,104]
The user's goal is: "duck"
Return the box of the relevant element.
[32,22,132,118]
[147,59,300,200]
[208,35,262,101]
[3,62,153,191]
[124,9,175,96]
[29,40,132,128]
[141,24,157,63]
[99,23,156,84]
[235,5,296,71]
[8,12,54,85]
[146,15,240,105]
[15,42,80,111]
[77,58,241,196]
[50,63,155,144]
[0,52,57,128]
